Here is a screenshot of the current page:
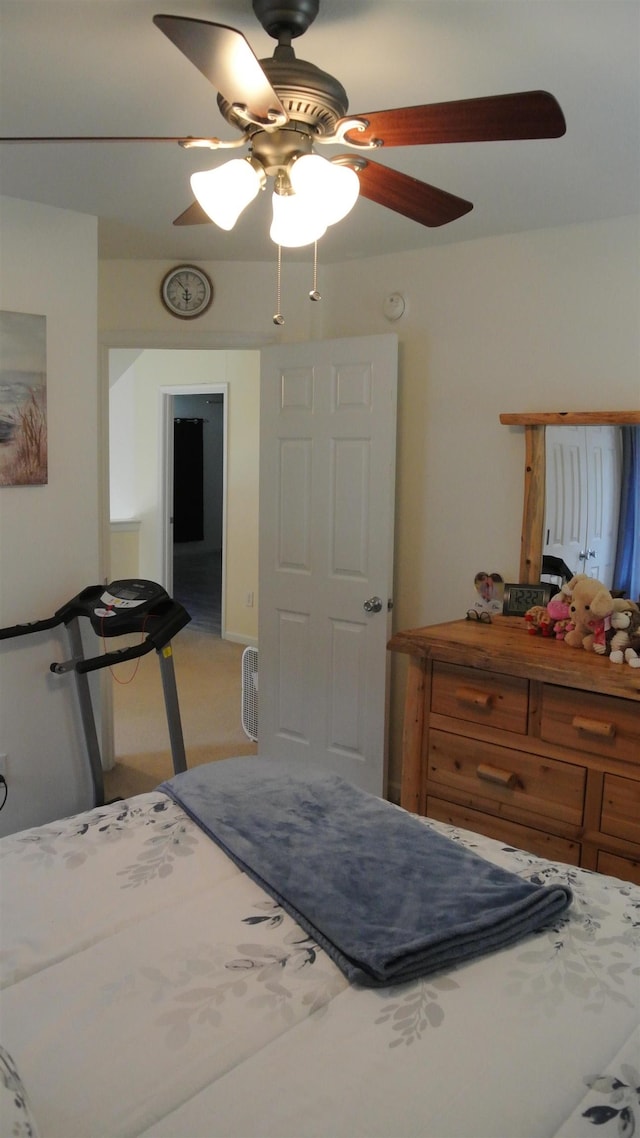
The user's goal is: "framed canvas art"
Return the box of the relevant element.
[0,310,47,487]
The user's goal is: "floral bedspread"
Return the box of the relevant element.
[0,790,638,1138]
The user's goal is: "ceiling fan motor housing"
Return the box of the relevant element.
[218,54,348,137]
[253,0,319,40]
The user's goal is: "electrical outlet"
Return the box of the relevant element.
[0,753,7,778]
[246,592,254,608]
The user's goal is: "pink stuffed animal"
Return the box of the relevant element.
[546,592,573,640]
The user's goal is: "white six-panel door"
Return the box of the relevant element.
[544,424,622,587]
[258,335,397,795]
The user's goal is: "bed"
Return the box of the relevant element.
[1,756,638,1138]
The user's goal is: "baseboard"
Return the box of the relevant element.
[223,632,258,648]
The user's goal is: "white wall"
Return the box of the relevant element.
[108,350,139,520]
[0,196,100,835]
[100,215,640,797]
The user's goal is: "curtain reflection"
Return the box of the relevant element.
[613,425,640,601]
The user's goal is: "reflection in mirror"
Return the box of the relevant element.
[544,425,622,590]
[499,411,640,599]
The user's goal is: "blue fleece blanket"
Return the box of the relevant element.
[160,757,572,987]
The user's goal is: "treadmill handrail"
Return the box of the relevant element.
[74,637,157,675]
[0,613,65,641]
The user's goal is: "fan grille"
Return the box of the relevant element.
[241,647,259,742]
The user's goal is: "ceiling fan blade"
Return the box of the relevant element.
[153,15,286,126]
[348,158,473,227]
[0,136,214,144]
[343,91,566,148]
[173,201,213,226]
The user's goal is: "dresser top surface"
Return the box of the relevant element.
[388,617,640,703]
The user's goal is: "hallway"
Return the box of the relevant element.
[172,545,222,636]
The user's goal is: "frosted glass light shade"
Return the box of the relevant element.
[190,159,262,230]
[270,191,327,248]
[289,154,360,225]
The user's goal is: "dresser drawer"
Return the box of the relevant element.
[540,685,640,763]
[426,797,581,864]
[596,849,640,887]
[431,663,529,735]
[427,730,585,826]
[601,773,640,845]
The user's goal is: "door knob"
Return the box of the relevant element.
[363,596,383,613]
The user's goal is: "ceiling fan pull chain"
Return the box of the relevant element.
[309,242,321,302]
[273,245,285,325]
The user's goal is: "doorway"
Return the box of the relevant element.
[107,347,260,650]
[171,390,225,636]
[105,347,259,787]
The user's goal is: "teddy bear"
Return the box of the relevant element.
[621,625,640,668]
[608,601,640,665]
[563,574,617,651]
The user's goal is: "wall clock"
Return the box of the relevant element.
[160,265,213,319]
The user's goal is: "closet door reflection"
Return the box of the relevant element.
[544,425,622,589]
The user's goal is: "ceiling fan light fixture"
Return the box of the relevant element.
[190,158,264,230]
[289,153,360,225]
[270,186,327,247]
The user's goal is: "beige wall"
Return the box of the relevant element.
[100,216,640,797]
[0,196,100,834]
[109,522,140,581]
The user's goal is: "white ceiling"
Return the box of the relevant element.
[1,0,638,264]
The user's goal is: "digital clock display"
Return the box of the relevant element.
[502,583,551,616]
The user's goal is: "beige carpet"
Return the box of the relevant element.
[104,628,257,801]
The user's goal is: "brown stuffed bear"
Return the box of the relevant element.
[609,603,640,666]
[564,574,616,652]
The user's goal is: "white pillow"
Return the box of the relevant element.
[0,1044,41,1138]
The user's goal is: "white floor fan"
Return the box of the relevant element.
[241,647,259,742]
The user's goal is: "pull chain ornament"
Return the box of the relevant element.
[273,244,284,325]
[309,242,321,302]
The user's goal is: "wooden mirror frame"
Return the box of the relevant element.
[499,410,640,584]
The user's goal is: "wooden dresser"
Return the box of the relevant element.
[388,617,640,884]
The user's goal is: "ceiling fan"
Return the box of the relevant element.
[1,0,566,246]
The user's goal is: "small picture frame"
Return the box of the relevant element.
[502,583,552,617]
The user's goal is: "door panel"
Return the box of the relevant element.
[259,335,397,795]
[276,610,311,742]
[544,425,622,587]
[278,439,312,571]
[585,426,621,585]
[544,425,587,575]
[331,438,369,576]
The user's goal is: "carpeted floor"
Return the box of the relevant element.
[104,627,257,801]
[172,546,222,635]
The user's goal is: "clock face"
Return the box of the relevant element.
[161,266,213,319]
[502,583,552,616]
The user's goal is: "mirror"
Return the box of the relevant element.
[499,411,640,584]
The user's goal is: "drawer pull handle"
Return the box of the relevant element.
[572,715,616,739]
[477,763,519,790]
[455,685,492,709]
